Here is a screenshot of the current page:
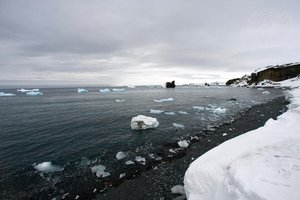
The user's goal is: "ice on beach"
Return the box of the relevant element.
[130,115,159,130]
[102,171,111,178]
[77,88,88,93]
[262,91,270,95]
[116,151,126,160]
[165,111,176,115]
[125,160,135,165]
[26,91,43,96]
[17,88,39,92]
[0,92,16,97]
[91,164,106,177]
[112,88,126,92]
[178,111,189,115]
[171,185,185,195]
[213,107,226,115]
[135,156,146,165]
[33,162,64,172]
[184,80,300,200]
[150,109,164,114]
[173,123,185,129]
[99,88,111,93]
[119,173,126,179]
[115,99,125,103]
[178,140,189,148]
[75,195,80,200]
[153,98,174,103]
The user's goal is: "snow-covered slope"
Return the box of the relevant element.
[184,79,300,200]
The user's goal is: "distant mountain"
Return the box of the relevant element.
[226,62,300,86]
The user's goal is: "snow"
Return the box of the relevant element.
[153,97,174,102]
[178,140,189,148]
[77,88,88,93]
[213,107,226,115]
[150,109,164,114]
[112,88,126,92]
[171,185,185,195]
[33,161,64,172]
[173,123,185,129]
[99,88,111,93]
[184,79,300,200]
[26,91,43,96]
[130,115,159,130]
[0,92,16,96]
[116,151,126,160]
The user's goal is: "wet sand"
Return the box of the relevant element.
[95,96,289,200]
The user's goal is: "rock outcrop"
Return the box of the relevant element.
[226,63,300,86]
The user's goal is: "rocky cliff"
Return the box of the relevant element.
[226,63,300,86]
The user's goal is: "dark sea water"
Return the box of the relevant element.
[0,87,284,199]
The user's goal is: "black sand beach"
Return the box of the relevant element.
[95,96,289,200]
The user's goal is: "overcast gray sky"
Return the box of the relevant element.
[0,0,299,86]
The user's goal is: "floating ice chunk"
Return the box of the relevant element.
[178,111,189,115]
[116,151,126,160]
[173,123,185,129]
[257,88,264,90]
[77,88,88,93]
[193,106,205,110]
[75,195,80,200]
[26,91,43,96]
[169,149,177,153]
[102,171,111,178]
[213,107,226,115]
[33,162,64,172]
[91,164,106,177]
[262,91,270,95]
[135,156,146,165]
[222,133,227,136]
[112,88,126,92]
[99,88,111,93]
[119,173,126,179]
[115,99,125,103]
[171,185,185,195]
[153,98,174,102]
[150,109,164,114]
[125,160,135,165]
[127,85,136,88]
[17,88,39,92]
[0,92,16,97]
[165,111,176,115]
[149,153,162,161]
[130,115,159,130]
[178,140,189,148]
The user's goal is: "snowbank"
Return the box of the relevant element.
[184,80,300,200]
[77,88,88,93]
[33,162,64,172]
[130,115,159,130]
[0,92,16,97]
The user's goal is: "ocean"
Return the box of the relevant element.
[0,86,285,199]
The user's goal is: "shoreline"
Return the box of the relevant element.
[95,95,289,200]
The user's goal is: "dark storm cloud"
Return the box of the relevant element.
[0,0,300,86]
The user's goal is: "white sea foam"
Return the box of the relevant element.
[153,98,174,103]
[150,109,164,114]
[33,162,64,172]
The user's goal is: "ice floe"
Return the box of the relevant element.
[164,111,176,115]
[33,161,64,172]
[112,88,126,92]
[116,151,126,160]
[91,164,106,177]
[26,91,43,96]
[153,98,174,103]
[173,123,185,129]
[130,115,159,130]
[0,92,16,97]
[150,109,164,114]
[213,107,226,115]
[178,140,189,148]
[135,156,146,165]
[99,88,111,93]
[77,88,88,93]
[115,99,125,103]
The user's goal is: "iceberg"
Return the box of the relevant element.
[153,98,174,102]
[173,123,185,129]
[77,88,88,93]
[99,88,111,93]
[130,115,159,130]
[150,109,164,114]
[26,91,43,96]
[112,88,126,92]
[33,161,64,172]
[0,92,16,97]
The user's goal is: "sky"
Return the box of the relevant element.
[0,0,299,87]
